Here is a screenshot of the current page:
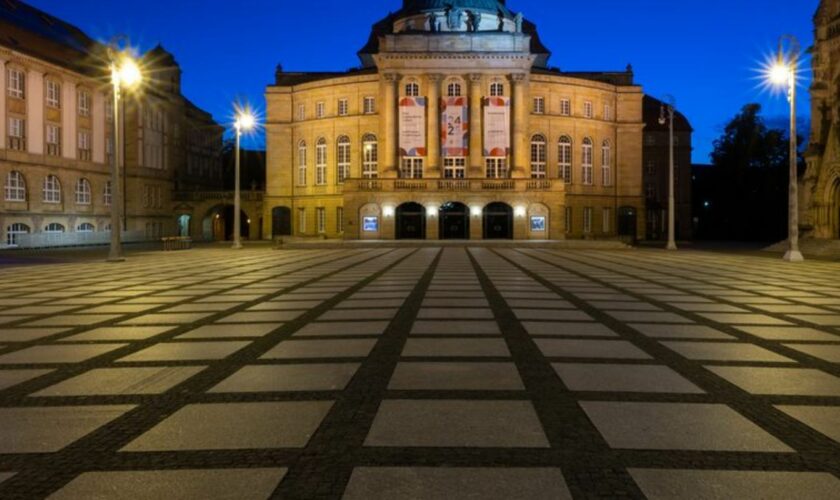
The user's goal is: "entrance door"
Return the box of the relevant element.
[440,202,470,240]
[618,206,638,242]
[483,202,513,239]
[396,202,426,239]
[272,207,292,236]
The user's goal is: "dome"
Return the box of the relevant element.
[401,0,512,15]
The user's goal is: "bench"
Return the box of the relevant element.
[162,236,192,251]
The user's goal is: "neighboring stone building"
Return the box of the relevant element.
[642,96,693,241]
[804,0,840,239]
[0,0,222,247]
[264,0,646,241]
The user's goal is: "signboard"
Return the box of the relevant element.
[530,216,546,232]
[441,97,468,157]
[363,217,379,232]
[484,97,510,156]
[399,97,427,157]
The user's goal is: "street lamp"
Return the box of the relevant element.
[767,35,804,262]
[232,109,256,249]
[658,95,677,251]
[107,40,143,262]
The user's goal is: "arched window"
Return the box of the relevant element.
[315,138,327,185]
[337,136,351,184]
[76,223,95,232]
[601,140,612,187]
[44,223,65,233]
[362,134,378,179]
[4,171,26,201]
[405,82,420,97]
[5,223,30,246]
[582,138,594,185]
[530,134,547,179]
[558,136,572,183]
[490,82,505,97]
[75,178,91,205]
[297,140,307,186]
[447,81,462,97]
[43,175,61,204]
[103,181,112,206]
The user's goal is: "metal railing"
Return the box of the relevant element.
[344,178,561,193]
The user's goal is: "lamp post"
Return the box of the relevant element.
[232,110,256,249]
[659,95,677,251]
[768,36,804,262]
[106,40,142,263]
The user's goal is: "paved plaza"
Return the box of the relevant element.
[0,246,838,498]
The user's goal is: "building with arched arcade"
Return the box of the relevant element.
[264,0,647,241]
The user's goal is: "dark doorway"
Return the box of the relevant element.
[483,202,513,239]
[618,206,637,242]
[222,205,250,241]
[272,206,292,236]
[396,202,426,239]
[439,202,470,240]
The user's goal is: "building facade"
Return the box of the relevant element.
[0,0,222,247]
[642,96,693,241]
[264,0,646,241]
[804,0,840,239]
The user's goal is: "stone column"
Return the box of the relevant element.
[26,69,44,155]
[92,91,105,164]
[62,80,77,160]
[426,74,442,178]
[468,73,483,178]
[0,59,6,146]
[511,73,529,178]
[382,72,399,179]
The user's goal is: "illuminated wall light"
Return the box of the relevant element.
[383,206,395,218]
[427,205,439,217]
[471,205,483,217]
[515,206,527,218]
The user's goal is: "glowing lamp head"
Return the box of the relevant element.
[114,57,142,89]
[769,62,791,86]
[236,113,256,132]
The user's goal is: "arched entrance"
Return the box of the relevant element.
[483,202,513,239]
[177,215,191,237]
[396,202,426,239]
[272,206,292,237]
[203,205,249,241]
[439,202,470,240]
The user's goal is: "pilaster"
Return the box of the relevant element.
[382,72,399,179]
[93,91,105,164]
[468,73,483,178]
[26,69,44,155]
[511,73,529,178]
[61,80,77,160]
[0,59,5,147]
[426,73,442,178]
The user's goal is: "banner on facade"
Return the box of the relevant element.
[399,97,427,157]
[483,96,510,157]
[441,97,468,157]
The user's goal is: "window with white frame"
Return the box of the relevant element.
[602,207,612,233]
[363,96,376,114]
[43,175,61,203]
[4,171,26,201]
[337,136,350,184]
[604,103,612,121]
[78,90,91,117]
[315,138,327,185]
[316,207,326,234]
[560,98,571,116]
[338,98,348,116]
[336,207,344,233]
[485,157,508,179]
[559,136,572,183]
[316,101,325,119]
[44,223,65,233]
[530,134,547,179]
[297,140,307,186]
[400,158,424,179]
[7,68,25,99]
[46,80,61,108]
[565,206,572,233]
[6,223,30,246]
[75,178,91,205]
[362,134,378,178]
[297,104,306,121]
[105,100,113,122]
[490,82,504,96]
[8,117,26,150]
[78,130,92,161]
[298,208,306,233]
[583,207,593,234]
[405,82,420,97]
[103,181,112,206]
[444,157,466,179]
[601,140,612,186]
[582,138,594,185]
[583,101,593,118]
[533,96,545,114]
[45,124,61,156]
[76,223,95,233]
[447,82,462,97]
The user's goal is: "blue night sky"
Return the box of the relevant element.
[28,0,817,162]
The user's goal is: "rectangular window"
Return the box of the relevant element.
[363,96,376,114]
[338,99,348,116]
[7,68,25,99]
[582,143,593,185]
[337,140,350,184]
[337,207,344,233]
[78,131,91,161]
[297,144,307,186]
[298,208,306,234]
[604,103,612,121]
[297,104,306,121]
[78,90,91,117]
[583,207,593,234]
[646,183,656,199]
[603,208,612,233]
[565,206,572,234]
[104,181,112,206]
[316,101,325,119]
[584,101,593,118]
[400,157,424,179]
[559,99,571,116]
[645,161,656,176]
[559,141,572,184]
[46,124,61,156]
[485,157,508,179]
[105,100,114,122]
[316,207,326,234]
[443,157,466,179]
[316,142,327,185]
[533,96,545,114]
[8,117,25,150]
[46,80,61,108]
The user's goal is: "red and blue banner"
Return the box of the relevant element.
[399,97,427,157]
[441,97,468,157]
[483,96,510,157]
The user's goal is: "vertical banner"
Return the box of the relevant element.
[441,96,468,157]
[399,97,427,157]
[483,96,510,156]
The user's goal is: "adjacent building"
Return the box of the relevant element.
[264,0,648,241]
[0,0,223,247]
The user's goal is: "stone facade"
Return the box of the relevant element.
[0,1,222,247]
[264,0,646,241]
[804,0,840,239]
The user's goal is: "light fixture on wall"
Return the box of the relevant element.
[383,206,395,218]
[471,206,483,217]
[515,206,527,218]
